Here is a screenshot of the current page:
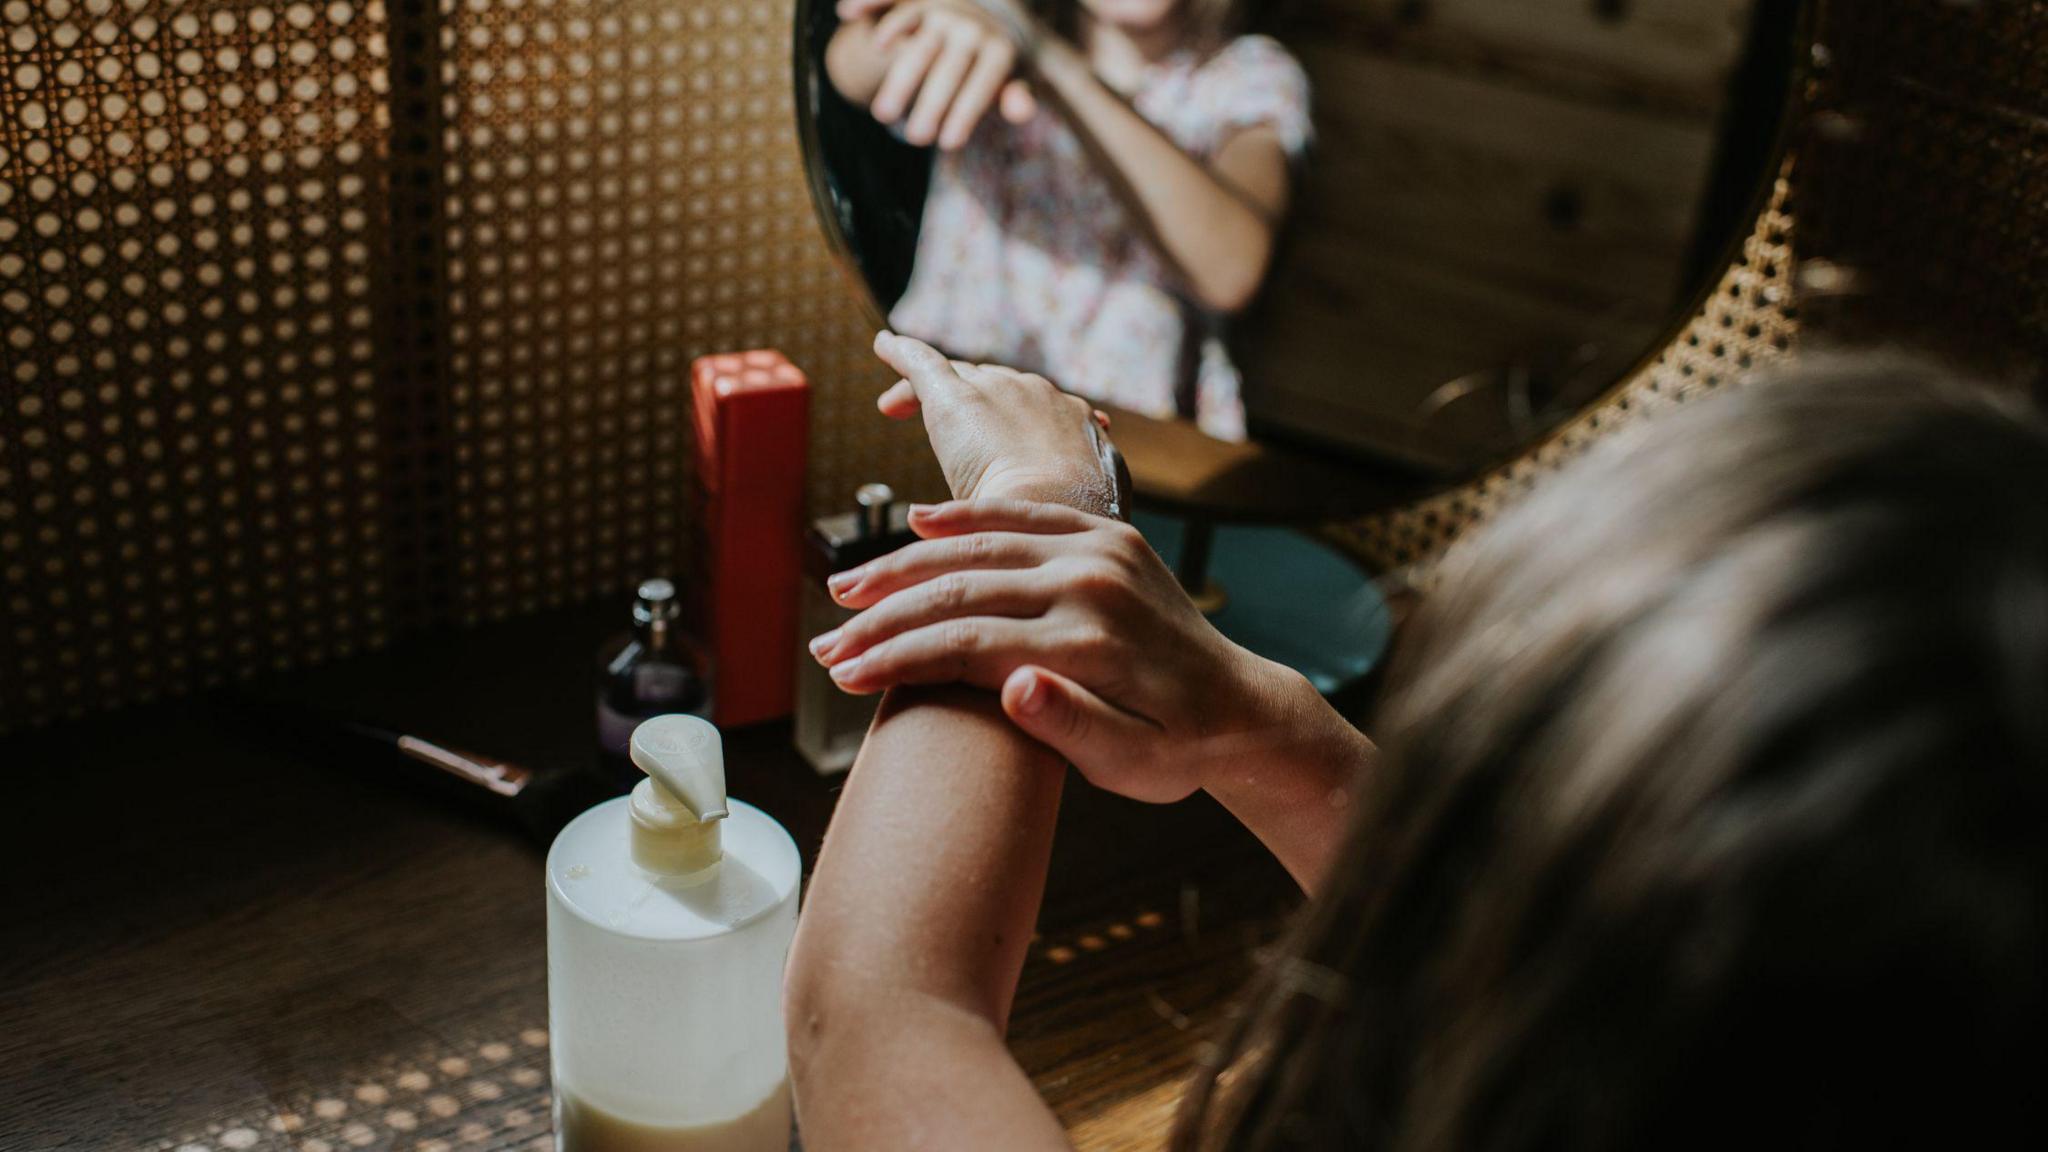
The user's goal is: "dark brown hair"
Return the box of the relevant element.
[1180,356,2048,1150]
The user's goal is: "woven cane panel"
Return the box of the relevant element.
[435,0,932,623]
[0,1,396,727]
[0,1,940,731]
[1332,161,1803,575]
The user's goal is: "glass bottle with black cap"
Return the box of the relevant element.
[596,578,711,787]
[795,483,916,774]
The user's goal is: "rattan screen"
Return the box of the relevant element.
[2,2,398,727]
[1,1,938,731]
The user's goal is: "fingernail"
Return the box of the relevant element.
[829,656,865,685]
[808,628,842,661]
[907,503,939,519]
[1013,673,1044,716]
[827,570,862,598]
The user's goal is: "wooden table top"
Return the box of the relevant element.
[1105,405,1434,525]
[0,604,1299,1152]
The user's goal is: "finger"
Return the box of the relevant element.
[999,77,1037,124]
[827,617,1051,695]
[905,498,1102,539]
[1002,666,1173,796]
[877,378,921,418]
[1093,408,1111,430]
[873,330,966,407]
[903,31,978,147]
[815,569,1051,666]
[840,0,897,23]
[938,41,1013,150]
[827,528,1063,607]
[871,2,924,50]
[871,26,945,125]
[958,361,1051,390]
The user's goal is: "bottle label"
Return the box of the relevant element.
[635,663,690,700]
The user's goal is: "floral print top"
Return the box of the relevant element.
[888,34,1313,442]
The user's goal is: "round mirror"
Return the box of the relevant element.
[796,0,1805,501]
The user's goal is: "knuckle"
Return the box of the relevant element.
[1070,561,1126,603]
[955,532,996,565]
[943,619,982,655]
[1067,623,1115,660]
[930,572,970,612]
[1104,522,1150,563]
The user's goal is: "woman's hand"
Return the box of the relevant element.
[839,0,1040,150]
[808,499,1302,803]
[873,331,1119,518]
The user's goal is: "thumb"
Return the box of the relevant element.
[1002,666,1173,799]
[999,78,1038,125]
[877,378,921,419]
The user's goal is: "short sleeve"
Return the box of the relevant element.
[1196,35,1314,160]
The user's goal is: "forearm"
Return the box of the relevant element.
[786,685,1071,1150]
[1204,659,1374,893]
[1030,38,1278,314]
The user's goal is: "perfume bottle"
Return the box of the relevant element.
[547,715,801,1151]
[597,579,711,788]
[794,483,915,774]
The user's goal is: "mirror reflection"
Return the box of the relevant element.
[799,0,1798,476]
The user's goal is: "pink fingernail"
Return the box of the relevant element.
[808,628,842,661]
[907,503,939,519]
[827,570,862,599]
[1013,673,1044,716]
[829,656,865,685]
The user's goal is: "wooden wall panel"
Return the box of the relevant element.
[1245,0,1754,467]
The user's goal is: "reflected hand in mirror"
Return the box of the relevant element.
[826,0,1312,442]
[830,0,1040,150]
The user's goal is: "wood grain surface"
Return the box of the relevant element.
[1243,0,1757,469]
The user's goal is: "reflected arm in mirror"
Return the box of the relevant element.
[1028,32,1292,315]
[828,0,1291,315]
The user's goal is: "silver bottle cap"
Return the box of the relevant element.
[633,578,680,627]
[855,483,895,539]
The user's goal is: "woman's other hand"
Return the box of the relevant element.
[838,0,1038,149]
[873,331,1117,518]
[809,499,1304,804]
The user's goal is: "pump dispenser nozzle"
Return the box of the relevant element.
[627,715,729,877]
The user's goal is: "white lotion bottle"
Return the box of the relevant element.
[546,714,801,1151]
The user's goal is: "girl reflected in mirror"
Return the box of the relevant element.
[788,335,2048,1150]
[823,0,1311,441]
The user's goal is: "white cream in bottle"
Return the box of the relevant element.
[546,715,801,1151]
